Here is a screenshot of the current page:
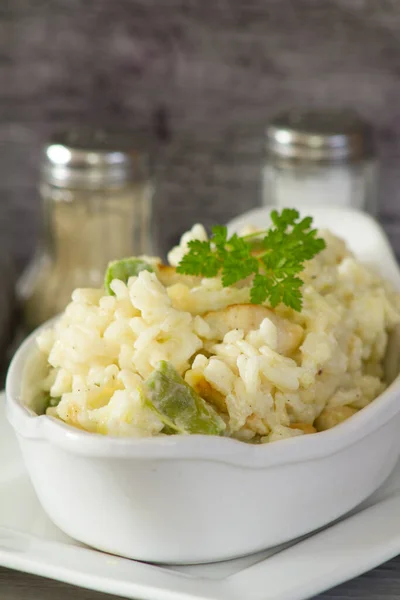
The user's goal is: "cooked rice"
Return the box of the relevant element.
[29,226,400,442]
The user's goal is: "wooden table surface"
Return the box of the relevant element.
[2,556,400,599]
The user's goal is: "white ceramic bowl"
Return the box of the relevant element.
[6,206,400,565]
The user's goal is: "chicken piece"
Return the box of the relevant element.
[314,405,358,432]
[289,422,317,435]
[204,304,303,356]
[156,264,202,289]
[185,371,228,414]
[167,283,250,315]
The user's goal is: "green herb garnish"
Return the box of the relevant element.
[176,209,326,311]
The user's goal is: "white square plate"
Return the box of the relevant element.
[1,390,400,600]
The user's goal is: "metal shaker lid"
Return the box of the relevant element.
[42,128,149,188]
[266,109,374,161]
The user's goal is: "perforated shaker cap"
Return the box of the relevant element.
[42,128,149,188]
[266,109,374,161]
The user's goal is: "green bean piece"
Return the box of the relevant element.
[41,392,61,413]
[142,361,226,436]
[104,258,154,295]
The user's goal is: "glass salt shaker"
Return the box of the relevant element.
[18,129,154,332]
[263,109,378,214]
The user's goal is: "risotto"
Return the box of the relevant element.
[27,222,400,443]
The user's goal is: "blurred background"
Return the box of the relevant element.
[2,0,400,375]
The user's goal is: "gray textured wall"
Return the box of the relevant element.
[3,0,400,271]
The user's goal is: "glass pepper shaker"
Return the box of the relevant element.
[262,109,378,214]
[18,129,154,332]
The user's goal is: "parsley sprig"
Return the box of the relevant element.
[176,209,326,311]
